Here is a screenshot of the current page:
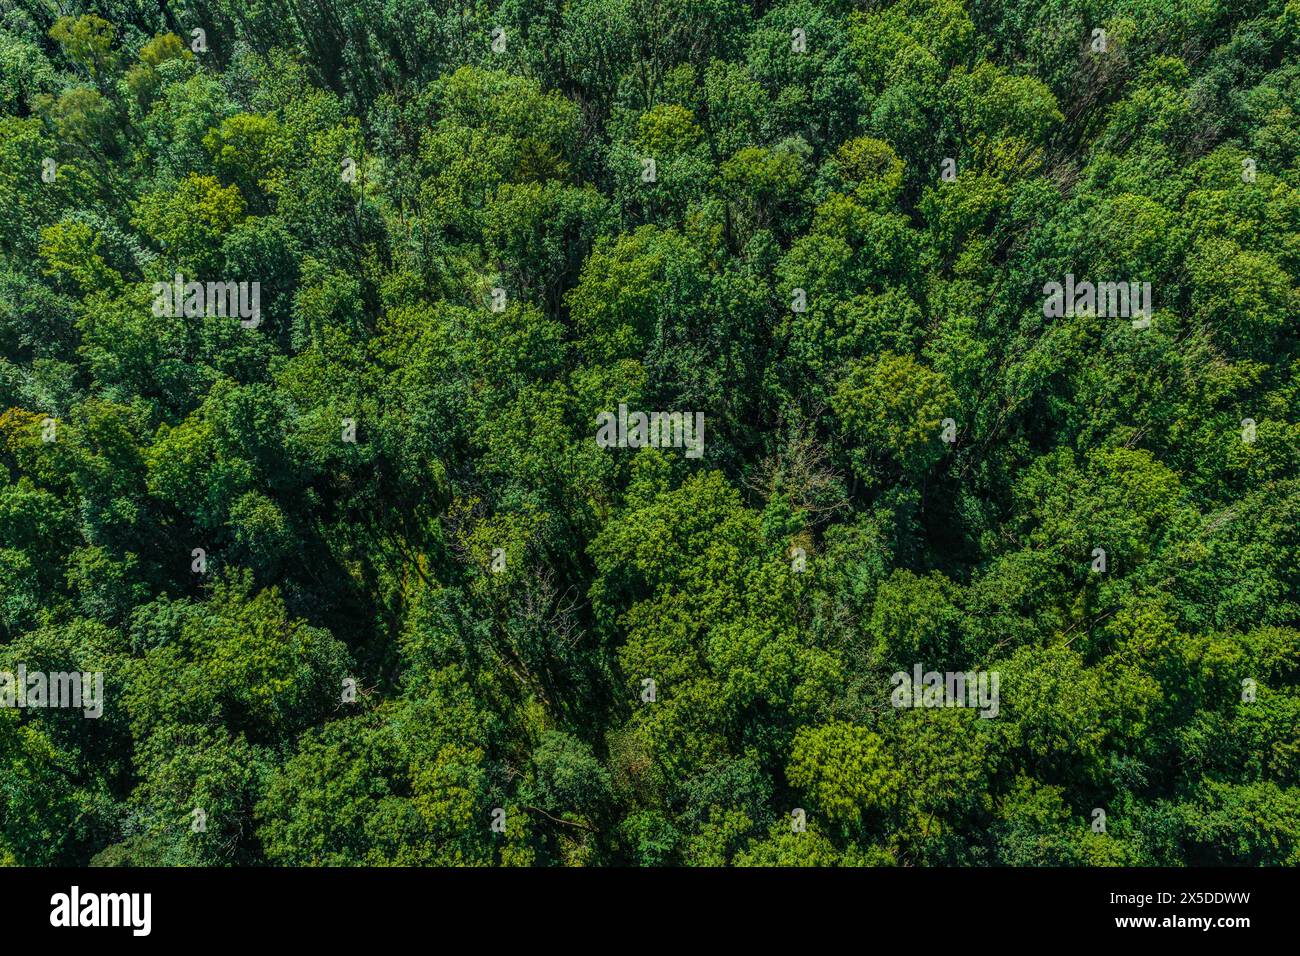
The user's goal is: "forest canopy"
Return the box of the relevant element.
[0,0,1298,866]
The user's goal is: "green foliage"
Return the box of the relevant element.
[0,0,1297,868]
